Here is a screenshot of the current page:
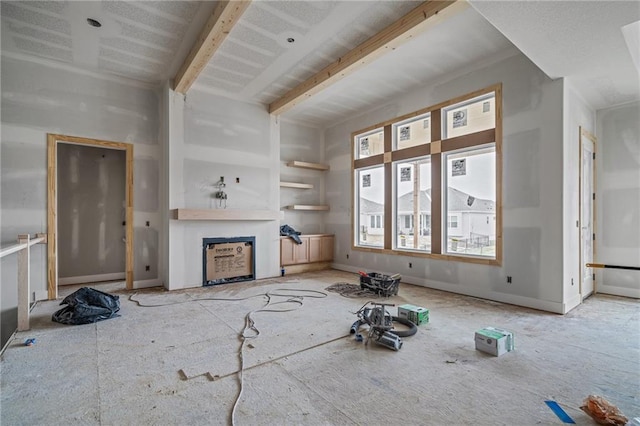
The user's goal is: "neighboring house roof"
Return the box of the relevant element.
[359,198,384,215]
[361,188,494,215]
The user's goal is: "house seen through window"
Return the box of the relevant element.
[352,85,501,264]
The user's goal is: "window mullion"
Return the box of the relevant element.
[383,125,392,250]
[430,109,442,254]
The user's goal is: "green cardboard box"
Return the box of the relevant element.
[475,327,514,356]
[397,304,429,325]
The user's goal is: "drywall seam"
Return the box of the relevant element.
[1,51,158,90]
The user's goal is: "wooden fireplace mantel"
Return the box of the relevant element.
[171,208,282,221]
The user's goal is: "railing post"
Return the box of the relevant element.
[17,234,30,331]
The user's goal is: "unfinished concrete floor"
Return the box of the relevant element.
[1,270,639,425]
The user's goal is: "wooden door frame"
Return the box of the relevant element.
[578,126,597,298]
[47,134,134,299]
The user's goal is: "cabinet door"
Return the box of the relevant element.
[280,238,296,266]
[321,235,334,261]
[294,237,310,264]
[309,237,323,263]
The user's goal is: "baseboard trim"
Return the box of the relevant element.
[282,262,332,275]
[59,272,126,286]
[597,285,640,299]
[331,263,565,314]
[563,293,582,314]
[133,278,162,290]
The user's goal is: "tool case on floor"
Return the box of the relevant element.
[360,272,400,297]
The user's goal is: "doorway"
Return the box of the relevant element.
[579,127,596,299]
[47,134,133,299]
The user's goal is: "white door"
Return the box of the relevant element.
[580,129,596,299]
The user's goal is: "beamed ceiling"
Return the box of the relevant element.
[1,1,638,127]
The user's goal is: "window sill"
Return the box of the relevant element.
[352,244,500,266]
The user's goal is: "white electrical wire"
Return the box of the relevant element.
[130,288,328,425]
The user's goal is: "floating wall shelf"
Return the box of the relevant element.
[285,205,330,211]
[286,161,329,171]
[280,181,314,189]
[172,209,282,221]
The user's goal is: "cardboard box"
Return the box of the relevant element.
[397,304,429,325]
[206,241,253,281]
[475,327,514,356]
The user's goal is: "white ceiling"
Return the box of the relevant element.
[469,0,640,111]
[1,1,638,128]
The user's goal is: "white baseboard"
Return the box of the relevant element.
[563,293,582,314]
[598,284,640,299]
[331,263,565,314]
[59,272,126,286]
[133,278,162,289]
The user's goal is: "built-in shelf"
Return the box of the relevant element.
[286,161,329,171]
[285,205,330,211]
[280,181,314,189]
[172,209,282,221]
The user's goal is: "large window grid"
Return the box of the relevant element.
[352,84,502,265]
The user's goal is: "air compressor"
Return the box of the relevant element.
[350,302,417,351]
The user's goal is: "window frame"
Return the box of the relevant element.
[350,84,502,266]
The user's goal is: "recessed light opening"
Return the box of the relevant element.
[87,18,102,28]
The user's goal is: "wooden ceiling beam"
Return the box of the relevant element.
[173,1,251,94]
[269,0,468,116]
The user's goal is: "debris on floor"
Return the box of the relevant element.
[24,338,36,346]
[52,287,120,325]
[544,400,575,424]
[580,395,628,426]
[325,282,375,298]
[474,326,514,356]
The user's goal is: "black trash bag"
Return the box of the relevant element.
[280,224,302,244]
[52,287,120,325]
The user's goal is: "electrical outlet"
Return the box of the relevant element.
[236,177,240,183]
[571,278,574,286]
[145,221,150,227]
[409,262,412,268]
[145,265,150,271]
[507,276,512,284]
[346,254,349,259]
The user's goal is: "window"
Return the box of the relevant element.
[395,113,431,150]
[352,85,501,264]
[444,146,495,256]
[356,166,384,247]
[448,215,458,229]
[356,129,384,159]
[395,157,431,251]
[443,93,495,139]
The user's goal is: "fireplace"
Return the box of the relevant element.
[202,237,255,286]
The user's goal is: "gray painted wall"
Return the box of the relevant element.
[596,101,640,297]
[324,53,570,313]
[57,144,126,279]
[280,120,326,234]
[1,56,161,347]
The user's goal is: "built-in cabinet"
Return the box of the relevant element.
[280,234,334,266]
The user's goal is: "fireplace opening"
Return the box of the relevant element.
[202,236,255,286]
